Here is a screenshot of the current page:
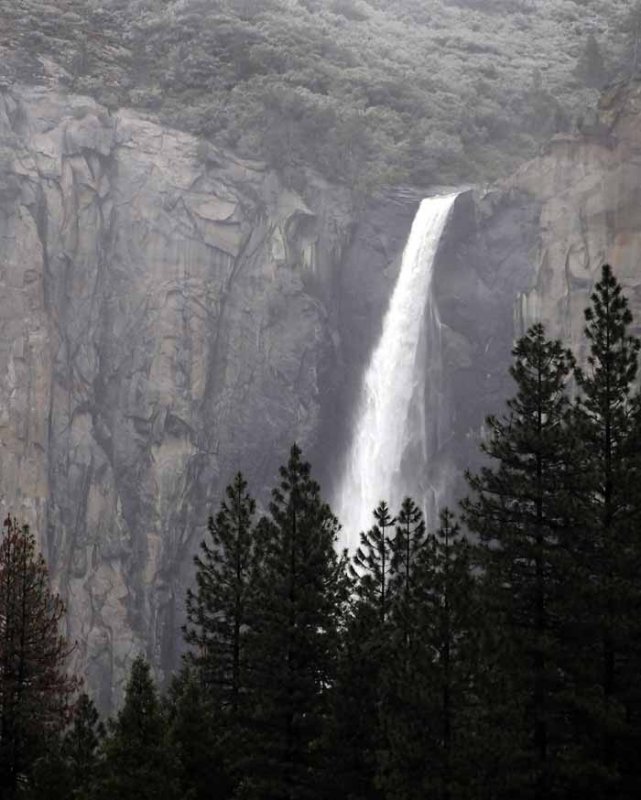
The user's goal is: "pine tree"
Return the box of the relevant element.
[388,497,427,656]
[329,599,384,800]
[166,668,230,800]
[63,693,105,800]
[571,265,641,796]
[101,656,178,800]
[351,501,395,623]
[184,472,258,714]
[329,502,395,800]
[27,691,104,800]
[377,498,429,800]
[0,515,78,799]
[23,738,70,800]
[415,509,480,800]
[462,324,577,799]
[240,444,349,800]
[183,472,260,796]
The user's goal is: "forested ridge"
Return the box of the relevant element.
[1,0,640,192]
[4,265,641,799]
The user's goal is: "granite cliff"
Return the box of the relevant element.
[332,81,641,519]
[0,84,353,709]
[2,80,641,707]
[424,81,641,502]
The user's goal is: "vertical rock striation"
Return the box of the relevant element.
[3,78,641,707]
[333,81,641,531]
[0,85,352,709]
[507,81,641,354]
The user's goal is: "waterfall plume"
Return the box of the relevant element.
[335,193,458,550]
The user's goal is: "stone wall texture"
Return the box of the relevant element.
[3,80,641,707]
[0,85,353,709]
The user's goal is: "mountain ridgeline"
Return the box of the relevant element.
[5,266,641,799]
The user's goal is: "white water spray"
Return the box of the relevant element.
[335,193,458,550]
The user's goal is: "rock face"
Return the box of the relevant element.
[0,85,352,709]
[507,81,641,353]
[3,79,641,708]
[328,187,542,519]
[429,81,641,505]
[332,80,641,523]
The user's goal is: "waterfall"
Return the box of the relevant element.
[335,193,458,551]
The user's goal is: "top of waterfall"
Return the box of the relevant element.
[334,192,460,552]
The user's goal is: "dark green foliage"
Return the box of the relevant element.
[101,656,178,800]
[182,471,259,796]
[166,669,230,800]
[570,265,641,796]
[463,324,578,798]
[329,598,385,800]
[63,693,105,800]
[23,739,71,800]
[329,502,395,800]
[377,499,428,800]
[388,497,427,652]
[412,510,480,800]
[184,472,258,712]
[0,516,77,799]
[351,501,394,623]
[240,444,349,800]
[28,692,105,800]
[378,507,480,800]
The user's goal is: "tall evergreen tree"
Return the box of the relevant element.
[329,502,395,800]
[462,324,577,799]
[329,598,384,800]
[166,668,230,800]
[377,505,482,800]
[377,498,429,800]
[184,472,258,713]
[240,444,348,800]
[182,472,259,796]
[101,656,178,800]
[0,515,77,799]
[351,501,395,623]
[63,692,105,800]
[27,686,105,799]
[571,265,641,796]
[388,498,427,655]
[414,509,480,800]
[20,684,102,799]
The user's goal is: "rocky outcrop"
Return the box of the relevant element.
[432,82,641,508]
[507,81,641,354]
[3,77,641,709]
[333,80,641,519]
[328,187,542,516]
[431,81,641,497]
[0,85,352,709]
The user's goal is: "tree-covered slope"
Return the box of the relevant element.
[0,0,637,189]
